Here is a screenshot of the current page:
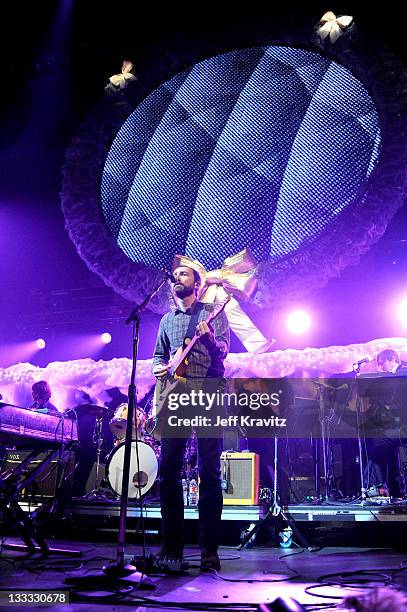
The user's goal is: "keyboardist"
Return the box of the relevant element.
[29,381,60,416]
[364,348,407,497]
[376,348,407,375]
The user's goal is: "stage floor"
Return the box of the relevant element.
[1,539,407,611]
[21,498,407,523]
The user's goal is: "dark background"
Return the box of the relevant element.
[0,1,406,367]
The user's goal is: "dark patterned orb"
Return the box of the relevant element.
[101,46,380,270]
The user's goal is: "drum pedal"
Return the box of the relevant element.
[132,553,190,574]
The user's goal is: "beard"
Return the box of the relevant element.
[174,284,195,299]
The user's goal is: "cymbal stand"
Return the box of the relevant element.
[82,416,111,501]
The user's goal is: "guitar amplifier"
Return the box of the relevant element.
[288,439,345,501]
[2,449,75,499]
[220,452,259,505]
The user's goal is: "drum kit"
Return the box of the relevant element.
[76,399,165,501]
[107,402,160,499]
[76,396,197,501]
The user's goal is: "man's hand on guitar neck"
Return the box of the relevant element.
[153,363,171,378]
[196,320,215,347]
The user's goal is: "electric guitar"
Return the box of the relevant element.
[145,296,230,440]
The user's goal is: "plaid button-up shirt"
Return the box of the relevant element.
[152,300,230,378]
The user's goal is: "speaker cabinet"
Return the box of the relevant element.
[3,449,75,499]
[220,452,259,505]
[288,439,345,501]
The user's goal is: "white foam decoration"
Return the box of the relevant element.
[1,338,406,412]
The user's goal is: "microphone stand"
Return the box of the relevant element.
[352,363,367,503]
[314,381,335,502]
[66,276,168,589]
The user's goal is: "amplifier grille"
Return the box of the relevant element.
[221,452,259,505]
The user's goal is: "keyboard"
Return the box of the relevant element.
[0,405,78,446]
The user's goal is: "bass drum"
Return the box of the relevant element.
[106,440,158,499]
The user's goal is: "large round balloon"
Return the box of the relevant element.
[102,46,380,269]
[61,44,407,311]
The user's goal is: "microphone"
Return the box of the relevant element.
[354,357,370,366]
[314,381,349,390]
[162,270,176,283]
[126,271,175,324]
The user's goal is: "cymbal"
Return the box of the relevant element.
[75,403,114,417]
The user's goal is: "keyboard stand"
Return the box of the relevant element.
[0,445,81,558]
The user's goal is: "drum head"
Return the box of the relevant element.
[109,418,127,440]
[106,440,158,499]
[109,403,146,441]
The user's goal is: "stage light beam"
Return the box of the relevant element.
[398,299,407,327]
[101,332,112,344]
[286,310,311,335]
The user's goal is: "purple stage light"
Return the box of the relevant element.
[36,338,46,349]
[286,310,311,335]
[101,332,112,344]
[398,299,407,327]
[0,341,40,368]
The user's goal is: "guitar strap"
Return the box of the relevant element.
[183,301,203,349]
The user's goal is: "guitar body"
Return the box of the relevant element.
[145,374,181,441]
